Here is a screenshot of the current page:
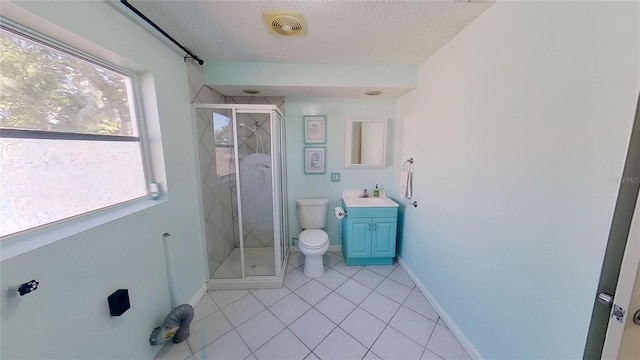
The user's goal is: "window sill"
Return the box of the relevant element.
[1,198,166,262]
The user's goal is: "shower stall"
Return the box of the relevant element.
[193,104,289,289]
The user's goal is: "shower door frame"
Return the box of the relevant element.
[233,106,286,279]
[192,104,289,290]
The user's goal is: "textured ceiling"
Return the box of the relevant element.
[127,0,493,66]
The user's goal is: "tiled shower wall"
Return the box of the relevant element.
[190,64,235,277]
[188,62,286,277]
[187,63,224,104]
[195,107,238,278]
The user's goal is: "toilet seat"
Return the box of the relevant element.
[299,229,328,249]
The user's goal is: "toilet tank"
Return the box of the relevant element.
[296,198,329,229]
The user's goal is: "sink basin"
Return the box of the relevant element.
[352,197,385,205]
[342,191,399,208]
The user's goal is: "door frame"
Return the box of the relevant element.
[583,92,640,359]
[601,187,640,358]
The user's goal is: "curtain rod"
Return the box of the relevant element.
[120,0,204,65]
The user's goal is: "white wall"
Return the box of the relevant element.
[0,2,206,358]
[285,97,397,246]
[394,1,639,358]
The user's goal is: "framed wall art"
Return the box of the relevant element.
[304,147,326,174]
[303,115,326,144]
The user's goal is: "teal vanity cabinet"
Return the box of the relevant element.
[341,202,398,265]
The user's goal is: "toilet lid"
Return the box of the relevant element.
[299,229,328,249]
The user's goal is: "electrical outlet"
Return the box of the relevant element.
[330,172,341,182]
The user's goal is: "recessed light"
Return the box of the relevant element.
[242,89,261,95]
[365,90,382,96]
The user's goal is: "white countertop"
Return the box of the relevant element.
[342,190,399,208]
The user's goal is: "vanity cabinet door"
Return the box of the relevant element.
[346,218,372,258]
[371,218,397,258]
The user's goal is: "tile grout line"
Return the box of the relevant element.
[290,255,378,357]
[227,292,294,359]
[224,295,266,357]
[377,263,437,354]
[185,254,437,360]
[311,259,409,358]
[421,319,443,360]
[250,326,302,358]
[355,262,423,359]
[193,290,255,356]
[279,261,353,355]
[249,288,314,358]
[375,262,446,360]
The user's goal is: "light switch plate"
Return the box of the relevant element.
[330,172,340,182]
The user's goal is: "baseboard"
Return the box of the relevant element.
[397,257,483,360]
[189,283,208,307]
[290,245,342,252]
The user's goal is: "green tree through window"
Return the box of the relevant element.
[1,27,134,135]
[0,25,150,238]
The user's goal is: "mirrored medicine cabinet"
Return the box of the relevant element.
[345,118,387,168]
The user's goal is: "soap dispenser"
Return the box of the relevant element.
[373,184,380,198]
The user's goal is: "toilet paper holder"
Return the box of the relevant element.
[334,207,348,218]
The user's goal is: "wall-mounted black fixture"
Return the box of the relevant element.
[11,279,39,296]
[108,289,131,316]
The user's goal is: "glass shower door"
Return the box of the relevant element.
[236,110,276,276]
[196,107,242,279]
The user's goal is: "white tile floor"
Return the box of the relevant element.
[155,252,471,360]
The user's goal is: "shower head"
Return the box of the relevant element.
[240,123,258,134]
[238,122,264,154]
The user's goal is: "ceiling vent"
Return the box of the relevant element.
[264,11,306,36]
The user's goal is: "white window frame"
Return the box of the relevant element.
[0,19,163,261]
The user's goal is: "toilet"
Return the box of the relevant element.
[295,198,330,278]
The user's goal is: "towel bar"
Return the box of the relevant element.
[403,158,414,172]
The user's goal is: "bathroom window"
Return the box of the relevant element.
[0,25,151,238]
